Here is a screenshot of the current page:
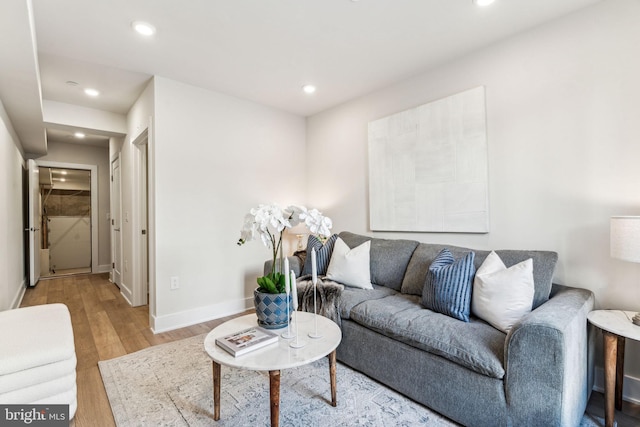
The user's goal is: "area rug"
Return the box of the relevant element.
[99,334,608,427]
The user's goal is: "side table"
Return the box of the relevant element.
[587,310,640,427]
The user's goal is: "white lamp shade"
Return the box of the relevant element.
[611,216,640,263]
[288,223,308,235]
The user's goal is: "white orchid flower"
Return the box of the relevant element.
[238,203,333,288]
[300,208,333,237]
[285,205,306,228]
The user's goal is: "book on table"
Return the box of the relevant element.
[215,326,279,357]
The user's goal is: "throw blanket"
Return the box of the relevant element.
[296,278,344,327]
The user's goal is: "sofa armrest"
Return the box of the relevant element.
[263,256,303,277]
[504,285,594,427]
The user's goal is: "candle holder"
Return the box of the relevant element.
[289,311,306,348]
[308,278,323,339]
[281,294,295,339]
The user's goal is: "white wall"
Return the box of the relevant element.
[48,217,91,269]
[43,100,127,135]
[38,141,111,272]
[0,100,26,311]
[150,76,306,331]
[307,0,640,399]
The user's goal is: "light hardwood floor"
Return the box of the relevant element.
[20,273,252,427]
[19,273,640,427]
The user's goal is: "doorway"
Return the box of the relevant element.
[27,160,99,285]
[39,167,92,277]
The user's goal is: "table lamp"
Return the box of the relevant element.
[610,215,640,326]
[288,223,308,251]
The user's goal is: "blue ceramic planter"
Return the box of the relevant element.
[254,289,293,329]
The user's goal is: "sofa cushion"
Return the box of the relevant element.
[301,234,338,276]
[339,232,419,291]
[338,285,397,319]
[349,294,506,379]
[326,238,373,289]
[422,249,475,322]
[401,243,557,309]
[472,252,534,333]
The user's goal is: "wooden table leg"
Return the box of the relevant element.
[328,350,337,407]
[212,361,221,421]
[616,335,625,411]
[603,331,618,427]
[269,370,281,427]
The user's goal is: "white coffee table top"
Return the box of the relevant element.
[204,311,342,371]
[587,310,640,342]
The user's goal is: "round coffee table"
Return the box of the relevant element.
[204,311,342,427]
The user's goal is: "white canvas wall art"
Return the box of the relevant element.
[368,86,489,233]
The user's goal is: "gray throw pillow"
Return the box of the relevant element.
[302,234,338,276]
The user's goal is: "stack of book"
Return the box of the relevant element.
[215,326,279,357]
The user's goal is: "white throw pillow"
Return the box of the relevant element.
[471,251,534,333]
[326,238,373,289]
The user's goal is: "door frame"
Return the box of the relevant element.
[37,160,99,274]
[131,124,155,311]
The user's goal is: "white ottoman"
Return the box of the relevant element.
[0,303,77,419]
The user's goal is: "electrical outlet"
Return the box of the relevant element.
[170,276,179,290]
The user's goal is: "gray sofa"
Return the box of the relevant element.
[274,231,595,427]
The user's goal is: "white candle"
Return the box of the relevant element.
[284,257,290,292]
[311,247,317,284]
[290,270,298,310]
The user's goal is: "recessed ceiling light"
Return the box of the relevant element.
[74,132,86,139]
[84,88,100,97]
[59,170,68,175]
[60,178,66,182]
[302,84,316,94]
[132,21,156,36]
[474,0,495,6]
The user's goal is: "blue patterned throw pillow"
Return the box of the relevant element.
[302,234,338,276]
[422,248,476,322]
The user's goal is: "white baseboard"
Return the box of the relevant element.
[97,264,111,274]
[593,366,640,405]
[151,297,254,334]
[10,278,27,309]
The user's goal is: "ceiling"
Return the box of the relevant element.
[39,167,91,191]
[46,128,110,148]
[1,0,603,156]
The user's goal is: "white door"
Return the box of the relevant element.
[131,129,150,307]
[139,143,148,304]
[111,156,122,288]
[27,159,41,286]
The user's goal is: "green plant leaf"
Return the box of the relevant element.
[263,275,278,293]
[256,272,288,294]
[276,273,286,293]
